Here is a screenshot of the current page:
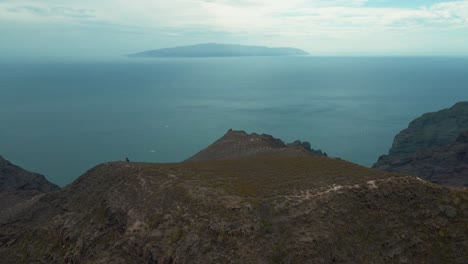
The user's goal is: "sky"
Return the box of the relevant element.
[1,0,468,58]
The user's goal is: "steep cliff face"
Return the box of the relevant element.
[387,102,468,155]
[374,102,468,186]
[374,130,468,186]
[0,132,466,264]
[0,155,59,216]
[186,129,325,162]
[0,155,59,193]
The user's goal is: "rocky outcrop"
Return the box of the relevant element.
[0,155,59,214]
[387,102,468,156]
[373,102,468,186]
[0,131,466,263]
[185,129,326,162]
[374,130,468,186]
[0,155,59,193]
[287,140,327,156]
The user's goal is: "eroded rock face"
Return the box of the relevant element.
[0,155,59,215]
[374,131,468,186]
[388,102,468,156]
[0,155,59,193]
[185,129,326,162]
[374,102,468,186]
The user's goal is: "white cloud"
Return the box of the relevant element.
[2,0,467,30]
[1,0,468,55]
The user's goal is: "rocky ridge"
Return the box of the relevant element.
[0,155,59,221]
[186,129,326,162]
[0,155,59,193]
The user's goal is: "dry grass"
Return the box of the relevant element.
[1,155,466,264]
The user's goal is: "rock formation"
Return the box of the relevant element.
[186,129,326,162]
[374,102,468,186]
[0,155,59,219]
[0,155,59,193]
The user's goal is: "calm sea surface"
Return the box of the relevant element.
[1,57,467,186]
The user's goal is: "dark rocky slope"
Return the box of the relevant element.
[374,102,468,186]
[375,131,468,186]
[0,131,466,263]
[385,102,468,156]
[0,155,59,216]
[0,155,59,193]
[186,129,326,162]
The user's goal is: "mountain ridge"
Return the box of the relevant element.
[0,155,59,193]
[0,154,60,224]
[185,129,326,162]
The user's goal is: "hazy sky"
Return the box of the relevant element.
[1,0,468,58]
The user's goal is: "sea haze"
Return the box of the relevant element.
[1,56,467,186]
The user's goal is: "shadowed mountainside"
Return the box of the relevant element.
[0,155,59,216]
[374,102,468,186]
[374,131,468,186]
[0,131,466,263]
[0,155,59,193]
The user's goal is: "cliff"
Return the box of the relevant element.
[0,155,59,193]
[374,102,468,186]
[0,155,59,223]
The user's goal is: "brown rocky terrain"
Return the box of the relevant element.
[0,155,59,216]
[374,102,468,186]
[0,155,59,193]
[0,131,466,263]
[186,129,326,162]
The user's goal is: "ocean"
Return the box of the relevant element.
[1,56,467,186]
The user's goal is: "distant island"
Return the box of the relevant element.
[127,43,309,58]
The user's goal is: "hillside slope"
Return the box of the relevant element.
[0,132,466,263]
[186,129,325,162]
[0,155,59,215]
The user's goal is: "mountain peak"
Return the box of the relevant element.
[185,129,325,162]
[0,155,59,193]
[0,154,59,222]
